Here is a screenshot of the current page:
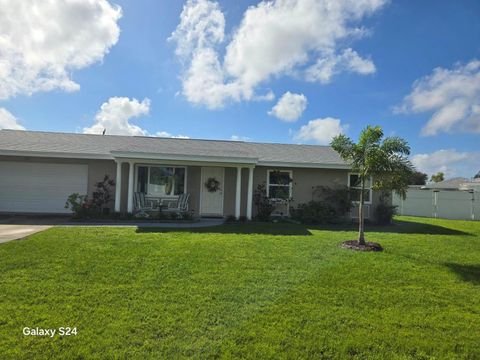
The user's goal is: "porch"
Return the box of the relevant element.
[112,155,256,219]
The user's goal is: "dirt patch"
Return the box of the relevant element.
[340,240,383,252]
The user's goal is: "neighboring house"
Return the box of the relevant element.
[394,178,480,221]
[0,129,382,219]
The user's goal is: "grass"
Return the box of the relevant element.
[0,216,479,359]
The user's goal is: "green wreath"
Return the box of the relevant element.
[204,177,221,192]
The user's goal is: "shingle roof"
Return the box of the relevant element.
[0,129,347,167]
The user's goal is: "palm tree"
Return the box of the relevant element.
[331,126,414,245]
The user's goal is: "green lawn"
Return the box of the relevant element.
[0,216,479,359]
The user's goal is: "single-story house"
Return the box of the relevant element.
[0,129,382,219]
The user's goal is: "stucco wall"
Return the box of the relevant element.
[187,166,201,217]
[252,166,380,219]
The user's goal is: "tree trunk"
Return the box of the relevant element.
[357,178,366,245]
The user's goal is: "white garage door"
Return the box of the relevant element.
[0,161,88,213]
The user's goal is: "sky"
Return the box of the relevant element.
[0,0,479,178]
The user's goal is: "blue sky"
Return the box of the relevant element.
[0,0,479,178]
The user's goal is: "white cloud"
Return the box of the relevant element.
[156,131,190,139]
[83,97,151,136]
[396,60,480,136]
[83,97,190,138]
[170,0,385,109]
[305,48,376,83]
[0,108,25,130]
[294,117,348,145]
[230,135,250,141]
[0,0,121,100]
[411,149,480,178]
[268,92,307,122]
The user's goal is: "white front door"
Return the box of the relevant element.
[200,167,224,216]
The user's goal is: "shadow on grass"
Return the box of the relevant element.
[444,263,480,285]
[136,223,313,236]
[136,218,470,237]
[373,220,471,236]
[310,219,472,236]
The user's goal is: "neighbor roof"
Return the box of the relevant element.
[422,177,470,190]
[0,129,348,168]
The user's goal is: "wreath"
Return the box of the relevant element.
[204,177,221,192]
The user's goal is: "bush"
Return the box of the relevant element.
[65,174,115,219]
[290,201,337,224]
[253,183,275,221]
[158,211,194,221]
[375,192,397,225]
[291,186,353,224]
[313,185,352,215]
[225,215,237,223]
[92,175,115,212]
[64,193,93,218]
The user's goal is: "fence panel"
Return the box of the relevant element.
[394,189,434,217]
[393,189,479,221]
[437,191,473,220]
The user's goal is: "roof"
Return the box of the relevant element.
[0,129,348,168]
[422,177,471,190]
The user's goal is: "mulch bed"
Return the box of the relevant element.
[340,240,383,252]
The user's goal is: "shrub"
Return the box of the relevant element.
[312,185,352,216]
[375,192,397,225]
[291,186,353,224]
[65,174,115,218]
[290,201,337,224]
[238,215,248,223]
[64,193,95,218]
[253,183,275,221]
[92,175,115,213]
[225,215,237,223]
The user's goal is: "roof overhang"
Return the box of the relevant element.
[0,149,113,160]
[111,151,258,166]
[257,161,350,169]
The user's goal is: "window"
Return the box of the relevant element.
[348,173,372,203]
[267,170,292,200]
[136,166,186,196]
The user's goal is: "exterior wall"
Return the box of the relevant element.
[0,155,117,211]
[252,166,382,219]
[187,166,201,217]
[223,167,237,217]
[253,166,349,209]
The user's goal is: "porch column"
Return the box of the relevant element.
[235,166,242,219]
[246,167,254,220]
[114,160,122,213]
[127,161,134,213]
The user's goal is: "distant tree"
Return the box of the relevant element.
[331,126,414,246]
[430,172,445,183]
[408,171,428,185]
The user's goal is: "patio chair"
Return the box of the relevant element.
[133,192,155,217]
[163,193,190,214]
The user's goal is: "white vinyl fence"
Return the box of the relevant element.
[393,189,480,221]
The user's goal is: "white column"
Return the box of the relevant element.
[235,166,242,219]
[246,167,254,220]
[127,161,134,213]
[114,161,122,212]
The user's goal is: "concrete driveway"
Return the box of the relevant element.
[0,215,69,243]
[0,224,52,243]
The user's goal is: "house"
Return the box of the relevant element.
[0,129,382,219]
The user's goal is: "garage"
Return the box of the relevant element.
[0,161,88,214]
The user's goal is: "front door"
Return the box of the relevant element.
[200,167,224,216]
